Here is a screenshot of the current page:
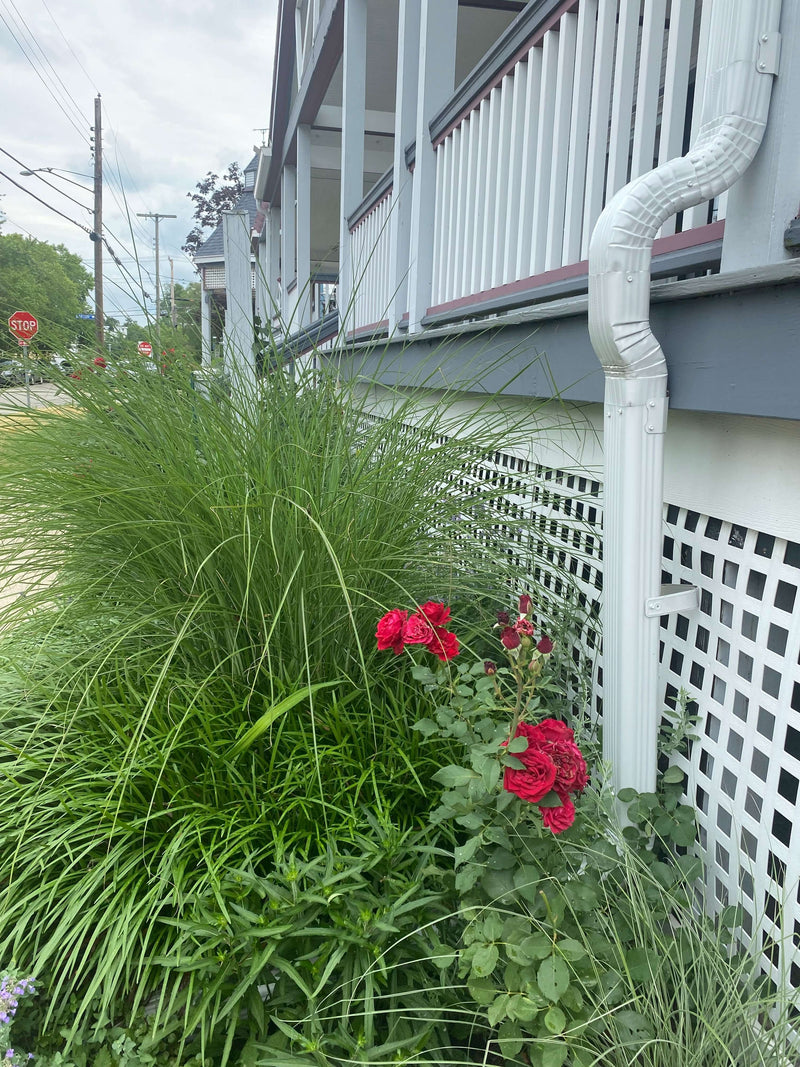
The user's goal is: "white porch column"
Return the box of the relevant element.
[721,1,798,270]
[254,231,269,326]
[222,210,256,394]
[281,164,297,325]
[338,0,367,335]
[200,288,213,366]
[296,123,312,327]
[266,205,282,325]
[407,0,457,332]
[388,0,421,330]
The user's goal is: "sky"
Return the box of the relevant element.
[0,0,279,324]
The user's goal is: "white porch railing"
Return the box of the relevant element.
[348,186,394,335]
[431,0,721,310]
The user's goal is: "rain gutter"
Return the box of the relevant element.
[587,0,782,792]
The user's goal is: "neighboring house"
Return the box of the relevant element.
[228,0,800,998]
[193,153,265,363]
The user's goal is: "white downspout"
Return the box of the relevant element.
[588,0,782,793]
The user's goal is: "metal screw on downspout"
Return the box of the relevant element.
[758,61,766,70]
[761,34,768,41]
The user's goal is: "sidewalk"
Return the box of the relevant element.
[0,383,68,615]
[0,381,72,411]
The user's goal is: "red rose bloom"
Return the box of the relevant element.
[402,612,435,645]
[500,626,521,649]
[531,718,574,743]
[418,601,451,628]
[548,740,588,792]
[376,609,408,655]
[537,636,554,654]
[502,722,558,803]
[426,627,459,662]
[523,720,587,794]
[540,795,575,833]
[514,617,535,636]
[503,749,557,803]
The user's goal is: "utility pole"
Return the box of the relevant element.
[169,256,177,327]
[136,211,176,350]
[92,94,104,349]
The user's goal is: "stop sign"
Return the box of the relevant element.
[138,341,153,356]
[8,311,38,342]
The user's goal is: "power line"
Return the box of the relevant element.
[3,0,88,131]
[0,166,93,236]
[38,0,98,94]
[0,5,90,146]
[0,146,92,215]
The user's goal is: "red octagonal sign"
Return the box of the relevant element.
[8,311,39,342]
[137,341,153,357]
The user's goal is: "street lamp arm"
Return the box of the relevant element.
[19,167,94,194]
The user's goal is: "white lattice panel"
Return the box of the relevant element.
[659,504,800,993]
[461,450,604,721]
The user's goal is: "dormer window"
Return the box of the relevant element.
[244,169,255,191]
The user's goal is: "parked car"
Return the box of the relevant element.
[0,359,37,387]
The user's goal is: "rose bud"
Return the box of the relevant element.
[484,660,497,675]
[518,594,532,615]
[500,626,521,650]
[496,610,510,625]
[537,636,554,655]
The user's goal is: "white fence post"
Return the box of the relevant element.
[200,289,213,367]
[222,210,255,394]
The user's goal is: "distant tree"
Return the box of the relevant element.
[0,233,93,357]
[182,163,244,257]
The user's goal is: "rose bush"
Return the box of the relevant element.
[373,595,727,1065]
[377,594,586,833]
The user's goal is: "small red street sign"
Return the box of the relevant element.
[138,341,153,356]
[8,311,38,342]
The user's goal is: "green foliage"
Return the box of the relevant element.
[0,233,94,357]
[183,164,244,257]
[411,649,793,1066]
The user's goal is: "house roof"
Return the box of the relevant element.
[193,154,263,263]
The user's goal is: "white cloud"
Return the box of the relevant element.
[1,0,279,322]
